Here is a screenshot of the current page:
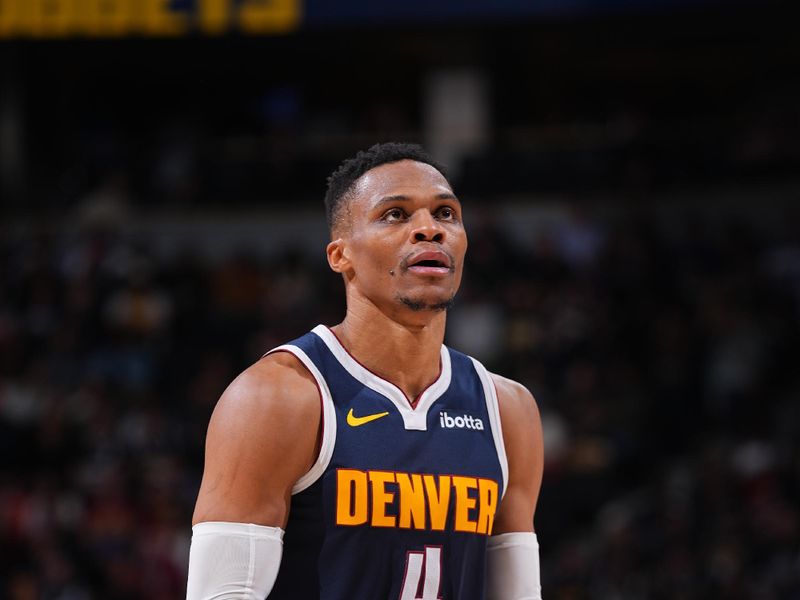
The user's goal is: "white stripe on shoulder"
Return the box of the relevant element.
[469,357,509,499]
[265,344,336,494]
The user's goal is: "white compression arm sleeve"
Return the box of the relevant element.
[186,521,284,600]
[486,532,542,600]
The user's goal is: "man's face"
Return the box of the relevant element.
[330,159,467,315]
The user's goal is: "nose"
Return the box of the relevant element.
[409,209,445,243]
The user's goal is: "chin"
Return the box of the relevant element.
[397,295,456,312]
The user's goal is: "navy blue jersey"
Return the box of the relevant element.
[268,325,508,600]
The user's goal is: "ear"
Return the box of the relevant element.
[327,238,352,274]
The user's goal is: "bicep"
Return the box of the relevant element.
[492,376,544,534]
[192,358,321,528]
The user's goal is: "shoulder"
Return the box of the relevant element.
[488,373,543,486]
[211,350,321,429]
[489,372,541,426]
[204,350,323,484]
[487,372,544,531]
[192,351,322,526]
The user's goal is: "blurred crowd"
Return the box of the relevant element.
[1,202,798,599]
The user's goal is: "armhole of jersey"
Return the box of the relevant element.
[265,344,336,495]
[469,357,509,499]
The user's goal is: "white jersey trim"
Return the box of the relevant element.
[470,357,509,499]
[264,344,337,495]
[311,325,452,431]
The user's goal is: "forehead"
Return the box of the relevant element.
[350,160,453,210]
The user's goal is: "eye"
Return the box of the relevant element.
[382,208,407,222]
[436,206,457,221]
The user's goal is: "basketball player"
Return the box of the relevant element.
[186,143,544,599]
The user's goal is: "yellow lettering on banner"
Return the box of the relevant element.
[199,0,228,35]
[336,469,368,526]
[369,471,396,528]
[30,0,72,37]
[82,0,133,37]
[0,0,15,36]
[424,474,451,531]
[238,0,299,35]
[0,0,301,38]
[476,478,498,535]
[452,476,478,533]
[0,0,29,36]
[396,472,426,530]
[142,0,185,36]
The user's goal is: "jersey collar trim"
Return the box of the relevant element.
[311,324,452,431]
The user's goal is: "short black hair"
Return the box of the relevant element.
[324,142,447,233]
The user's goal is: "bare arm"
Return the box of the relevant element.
[192,351,322,528]
[490,373,544,534]
[485,374,544,599]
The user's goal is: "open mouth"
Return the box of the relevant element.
[405,251,453,275]
[413,259,447,268]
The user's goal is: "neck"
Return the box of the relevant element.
[331,294,447,403]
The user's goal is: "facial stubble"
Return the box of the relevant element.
[397,295,456,312]
[393,256,458,312]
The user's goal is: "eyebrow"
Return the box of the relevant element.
[373,193,460,208]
